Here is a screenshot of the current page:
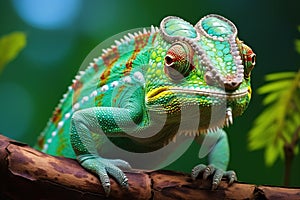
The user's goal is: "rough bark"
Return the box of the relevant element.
[0,134,299,200]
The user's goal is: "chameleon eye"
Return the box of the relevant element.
[165,55,174,66]
[250,53,256,65]
[164,42,194,81]
[241,43,256,79]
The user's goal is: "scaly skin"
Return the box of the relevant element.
[36,14,256,195]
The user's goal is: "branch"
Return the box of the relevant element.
[0,134,299,200]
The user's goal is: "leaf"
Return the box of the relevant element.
[248,124,276,150]
[248,69,300,167]
[265,72,296,82]
[292,106,300,125]
[257,80,292,94]
[0,32,26,74]
[262,91,282,105]
[265,143,280,166]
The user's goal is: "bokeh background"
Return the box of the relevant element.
[0,0,299,186]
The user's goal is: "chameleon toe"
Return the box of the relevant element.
[224,170,237,185]
[203,165,215,180]
[211,169,224,190]
[191,164,207,180]
[191,163,236,190]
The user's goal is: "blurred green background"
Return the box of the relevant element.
[0,0,299,187]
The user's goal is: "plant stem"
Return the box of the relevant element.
[283,144,293,186]
[283,126,300,186]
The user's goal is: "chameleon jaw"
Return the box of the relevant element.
[179,107,233,135]
[167,107,233,144]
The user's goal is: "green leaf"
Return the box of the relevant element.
[258,80,292,94]
[248,69,300,167]
[248,124,276,150]
[265,72,296,82]
[262,91,282,105]
[265,143,280,166]
[248,107,278,150]
[292,107,300,125]
[0,32,26,74]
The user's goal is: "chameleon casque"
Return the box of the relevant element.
[36,14,256,195]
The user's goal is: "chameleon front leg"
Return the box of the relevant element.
[191,129,237,189]
[70,107,140,195]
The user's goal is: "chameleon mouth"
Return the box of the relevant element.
[146,86,249,103]
[169,86,249,99]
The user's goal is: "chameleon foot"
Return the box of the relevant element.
[191,164,237,190]
[78,154,131,196]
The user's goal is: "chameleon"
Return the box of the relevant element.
[35,14,256,195]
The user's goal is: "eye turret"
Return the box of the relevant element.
[241,43,256,79]
[164,42,194,81]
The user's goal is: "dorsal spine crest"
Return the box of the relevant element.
[38,27,159,152]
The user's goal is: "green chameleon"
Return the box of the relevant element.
[36,14,256,195]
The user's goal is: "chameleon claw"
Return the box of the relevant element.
[191,164,206,180]
[212,181,219,190]
[78,155,130,196]
[121,177,129,189]
[224,170,237,185]
[203,165,215,180]
[192,164,236,190]
[211,169,224,190]
[99,174,111,197]
[104,185,111,197]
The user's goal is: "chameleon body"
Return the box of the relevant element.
[36,14,255,195]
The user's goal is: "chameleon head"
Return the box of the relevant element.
[145,14,256,132]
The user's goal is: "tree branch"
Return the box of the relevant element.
[0,134,300,200]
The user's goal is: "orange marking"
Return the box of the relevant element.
[100,46,120,86]
[72,80,83,103]
[124,33,150,75]
[51,108,62,124]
